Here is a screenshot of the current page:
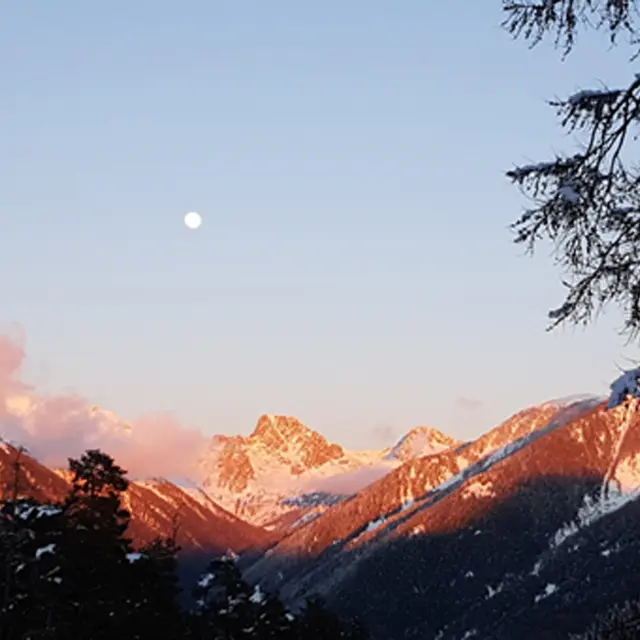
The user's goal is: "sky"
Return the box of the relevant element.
[2,1,640,450]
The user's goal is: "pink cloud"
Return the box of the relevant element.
[0,332,31,417]
[112,413,206,479]
[0,332,207,480]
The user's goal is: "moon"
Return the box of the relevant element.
[184,211,202,230]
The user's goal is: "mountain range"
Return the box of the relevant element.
[198,414,457,528]
[8,390,640,638]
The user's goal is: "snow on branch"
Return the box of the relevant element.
[566,88,622,106]
[506,69,640,337]
[608,367,640,409]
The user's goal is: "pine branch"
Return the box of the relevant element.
[502,0,640,56]
[506,71,640,336]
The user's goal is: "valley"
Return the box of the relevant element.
[7,391,640,638]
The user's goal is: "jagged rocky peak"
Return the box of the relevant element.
[249,414,344,470]
[389,425,459,461]
[250,414,310,443]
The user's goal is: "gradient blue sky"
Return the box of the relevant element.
[2,1,639,448]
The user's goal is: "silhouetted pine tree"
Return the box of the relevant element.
[0,445,68,639]
[125,536,185,638]
[10,500,67,638]
[502,0,640,339]
[188,555,369,640]
[6,449,183,640]
[49,450,135,638]
[190,555,259,638]
[0,499,29,638]
[0,447,369,639]
[253,589,296,640]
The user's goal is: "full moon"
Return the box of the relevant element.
[184,211,202,230]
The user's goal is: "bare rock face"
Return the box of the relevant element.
[199,415,356,526]
[216,437,255,493]
[199,413,468,527]
[244,399,581,578]
[250,415,345,472]
[243,397,640,640]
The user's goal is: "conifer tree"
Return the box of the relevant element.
[0,498,67,638]
[503,1,640,337]
[191,555,259,638]
[125,536,185,638]
[61,449,184,639]
[54,450,134,638]
[253,589,296,640]
[0,446,68,639]
[189,556,369,640]
[0,447,368,639]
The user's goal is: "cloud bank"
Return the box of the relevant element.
[303,464,392,495]
[0,333,208,480]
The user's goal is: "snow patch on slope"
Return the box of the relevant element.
[551,489,639,549]
[386,426,458,462]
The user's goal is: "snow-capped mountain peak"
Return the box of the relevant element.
[387,426,459,462]
[248,414,344,472]
[199,415,357,525]
[250,414,308,443]
[198,415,459,526]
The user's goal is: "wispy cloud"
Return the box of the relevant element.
[370,422,398,446]
[455,396,484,412]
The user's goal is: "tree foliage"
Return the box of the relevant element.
[0,447,369,639]
[503,0,640,55]
[190,556,370,639]
[503,0,640,338]
[574,598,640,638]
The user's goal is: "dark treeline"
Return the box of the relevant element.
[0,448,369,639]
